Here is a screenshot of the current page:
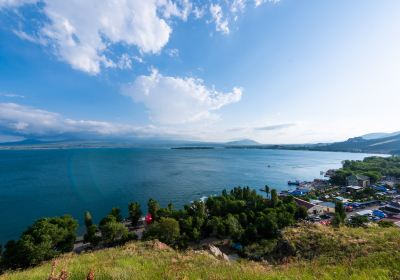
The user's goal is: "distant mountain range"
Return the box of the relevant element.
[225,139,260,146]
[311,133,400,155]
[360,131,400,140]
[1,133,399,155]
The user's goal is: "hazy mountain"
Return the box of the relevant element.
[225,139,260,146]
[361,131,400,140]
[313,133,400,155]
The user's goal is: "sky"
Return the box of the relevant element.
[0,0,399,144]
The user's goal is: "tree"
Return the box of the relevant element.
[84,224,101,247]
[128,202,142,227]
[1,215,78,269]
[147,198,160,221]
[270,189,279,207]
[295,205,308,220]
[264,185,270,197]
[84,211,93,228]
[335,202,346,224]
[83,211,100,247]
[224,214,243,241]
[143,217,180,245]
[99,215,128,244]
[110,207,122,222]
[347,215,369,227]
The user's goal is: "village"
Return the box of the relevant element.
[283,170,400,227]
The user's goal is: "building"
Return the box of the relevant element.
[293,198,326,216]
[346,185,364,192]
[346,174,370,188]
[310,200,336,213]
[319,202,336,213]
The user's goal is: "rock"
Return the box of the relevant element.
[208,245,229,261]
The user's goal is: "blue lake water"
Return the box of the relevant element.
[0,148,377,243]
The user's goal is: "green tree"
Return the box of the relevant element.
[84,224,101,247]
[270,189,279,207]
[143,217,180,245]
[264,185,270,197]
[295,206,308,220]
[148,198,160,221]
[109,207,122,222]
[99,215,128,244]
[335,202,346,224]
[84,211,93,228]
[128,202,142,227]
[224,214,243,241]
[1,215,78,269]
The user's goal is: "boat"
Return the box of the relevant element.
[288,180,300,186]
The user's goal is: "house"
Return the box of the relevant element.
[346,185,364,192]
[293,198,326,216]
[310,200,336,213]
[346,174,370,188]
[319,202,336,213]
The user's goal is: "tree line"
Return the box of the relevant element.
[0,186,308,271]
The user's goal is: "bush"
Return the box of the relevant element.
[0,215,78,269]
[143,217,180,246]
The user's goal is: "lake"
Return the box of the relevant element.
[0,148,378,243]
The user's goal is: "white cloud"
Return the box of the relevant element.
[255,0,280,7]
[231,0,246,13]
[0,0,36,8]
[1,0,192,74]
[166,48,179,57]
[210,4,230,34]
[0,92,25,98]
[0,102,156,137]
[122,69,242,125]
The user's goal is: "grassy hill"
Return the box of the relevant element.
[1,223,399,280]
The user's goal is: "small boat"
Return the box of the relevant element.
[288,180,300,186]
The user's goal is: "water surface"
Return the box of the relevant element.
[0,148,377,243]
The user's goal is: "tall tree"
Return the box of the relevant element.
[270,189,279,207]
[128,202,142,227]
[264,185,270,197]
[84,211,93,228]
[147,198,160,221]
[110,207,122,222]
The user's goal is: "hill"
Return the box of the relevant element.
[1,224,399,280]
[225,139,260,146]
[361,131,400,140]
[313,134,400,154]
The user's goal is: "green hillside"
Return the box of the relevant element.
[1,224,399,280]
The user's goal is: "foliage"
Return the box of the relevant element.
[347,215,369,227]
[84,211,93,228]
[109,207,122,223]
[2,225,400,280]
[143,218,180,246]
[378,220,395,228]
[99,215,128,245]
[331,156,400,186]
[147,199,160,221]
[0,215,78,270]
[128,202,142,227]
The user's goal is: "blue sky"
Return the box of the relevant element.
[0,0,399,144]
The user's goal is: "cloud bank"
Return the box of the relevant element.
[1,0,280,73]
[0,102,156,138]
[122,69,242,125]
